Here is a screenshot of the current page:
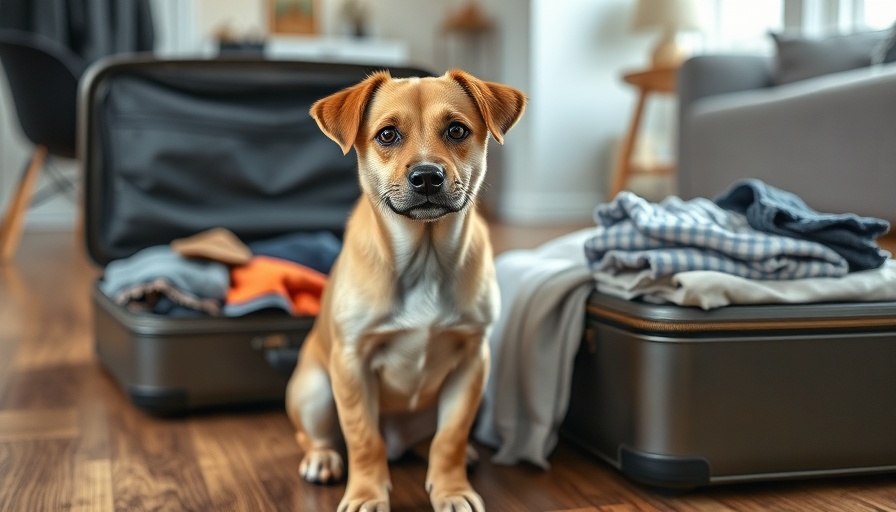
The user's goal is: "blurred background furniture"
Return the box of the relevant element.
[610,0,703,199]
[0,0,155,63]
[0,30,86,261]
[0,0,154,261]
[609,65,678,198]
[677,54,896,224]
[631,0,703,68]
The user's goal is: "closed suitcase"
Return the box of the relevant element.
[562,291,896,489]
[80,57,429,415]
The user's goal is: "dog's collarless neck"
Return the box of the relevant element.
[373,201,475,278]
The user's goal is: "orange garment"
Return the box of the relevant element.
[226,256,327,316]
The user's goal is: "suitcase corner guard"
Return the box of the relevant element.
[128,385,189,417]
[619,446,710,490]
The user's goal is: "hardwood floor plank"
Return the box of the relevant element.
[218,412,346,512]
[0,266,27,396]
[7,250,95,372]
[72,362,116,462]
[467,454,572,511]
[536,445,664,511]
[70,459,114,512]
[189,412,290,511]
[597,506,653,512]
[109,410,213,511]
[0,365,92,409]
[0,408,79,442]
[12,316,94,371]
[0,443,10,512]
[0,439,79,512]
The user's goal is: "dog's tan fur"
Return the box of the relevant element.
[285,70,525,512]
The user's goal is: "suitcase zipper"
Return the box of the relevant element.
[587,303,896,334]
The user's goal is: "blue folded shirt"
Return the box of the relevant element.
[715,179,891,271]
[248,231,342,275]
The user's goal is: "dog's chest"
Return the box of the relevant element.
[364,262,489,411]
[370,328,469,412]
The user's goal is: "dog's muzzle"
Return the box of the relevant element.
[385,163,465,221]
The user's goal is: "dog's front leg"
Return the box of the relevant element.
[331,346,391,512]
[426,341,490,512]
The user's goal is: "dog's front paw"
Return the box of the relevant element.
[427,482,485,512]
[430,490,484,512]
[338,482,390,512]
[299,448,344,484]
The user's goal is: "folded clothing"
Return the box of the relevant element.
[224,256,327,317]
[714,178,891,271]
[248,231,342,275]
[100,246,230,316]
[586,192,848,281]
[597,259,896,310]
[171,227,252,266]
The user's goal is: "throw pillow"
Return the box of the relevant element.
[770,30,888,85]
[872,21,896,65]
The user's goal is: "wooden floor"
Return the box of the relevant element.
[1,227,895,512]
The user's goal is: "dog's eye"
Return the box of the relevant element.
[375,127,400,146]
[446,123,469,141]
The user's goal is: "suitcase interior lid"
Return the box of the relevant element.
[586,290,896,335]
[79,56,432,266]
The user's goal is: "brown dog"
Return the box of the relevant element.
[286,69,525,512]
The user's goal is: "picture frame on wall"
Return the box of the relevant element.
[269,0,317,35]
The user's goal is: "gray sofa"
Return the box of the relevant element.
[676,55,896,224]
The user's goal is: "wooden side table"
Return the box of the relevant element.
[609,66,678,199]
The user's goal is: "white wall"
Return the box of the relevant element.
[194,0,266,41]
[496,0,652,223]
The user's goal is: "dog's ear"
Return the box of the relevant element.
[449,69,527,145]
[310,71,390,155]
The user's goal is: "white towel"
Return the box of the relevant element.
[596,259,896,310]
[475,229,595,469]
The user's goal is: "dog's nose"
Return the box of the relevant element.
[408,164,445,196]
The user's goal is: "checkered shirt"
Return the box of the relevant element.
[585,192,849,280]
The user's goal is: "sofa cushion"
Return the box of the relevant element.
[873,22,896,65]
[770,30,888,85]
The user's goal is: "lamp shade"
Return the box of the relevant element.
[632,0,703,32]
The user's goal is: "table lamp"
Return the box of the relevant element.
[632,0,703,67]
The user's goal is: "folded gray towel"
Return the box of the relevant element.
[100,246,230,315]
[714,179,890,271]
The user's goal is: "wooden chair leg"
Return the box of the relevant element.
[0,145,48,262]
[609,89,648,199]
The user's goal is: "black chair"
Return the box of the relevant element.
[0,30,87,261]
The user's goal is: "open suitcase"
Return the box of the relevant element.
[80,57,429,415]
[562,291,896,489]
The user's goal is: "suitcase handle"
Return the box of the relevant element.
[251,334,301,378]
